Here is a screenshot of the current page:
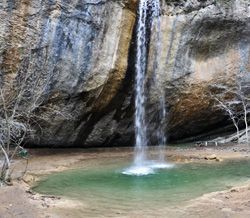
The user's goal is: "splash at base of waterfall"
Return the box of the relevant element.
[122,161,174,176]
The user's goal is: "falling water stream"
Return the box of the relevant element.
[134,0,148,167]
[123,0,173,176]
[151,0,167,163]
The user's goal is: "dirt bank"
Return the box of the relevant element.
[0,144,250,218]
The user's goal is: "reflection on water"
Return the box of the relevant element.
[33,158,250,217]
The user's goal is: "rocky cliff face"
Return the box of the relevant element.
[0,0,249,147]
[147,0,250,142]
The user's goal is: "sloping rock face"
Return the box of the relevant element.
[152,0,250,142]
[0,0,136,146]
[0,0,249,146]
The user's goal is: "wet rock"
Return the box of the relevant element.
[230,188,240,193]
[0,0,136,147]
[26,190,35,195]
[150,0,250,143]
[204,154,223,161]
[0,0,249,147]
[204,154,217,160]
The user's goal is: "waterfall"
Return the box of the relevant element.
[123,0,173,176]
[150,0,167,162]
[134,0,148,166]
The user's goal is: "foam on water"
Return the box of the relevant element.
[122,161,175,176]
[122,165,155,176]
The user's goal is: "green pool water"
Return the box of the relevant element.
[33,158,250,216]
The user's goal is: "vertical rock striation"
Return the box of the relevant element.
[0,0,249,146]
[0,0,136,146]
[147,0,250,142]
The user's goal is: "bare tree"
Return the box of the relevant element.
[213,95,241,142]
[0,87,29,184]
[0,53,72,185]
[210,74,250,144]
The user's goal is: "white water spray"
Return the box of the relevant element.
[134,0,148,166]
[150,0,167,162]
[123,0,174,176]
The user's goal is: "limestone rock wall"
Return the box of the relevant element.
[0,0,249,146]
[0,0,136,146]
[147,0,250,142]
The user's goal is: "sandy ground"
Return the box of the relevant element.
[0,144,250,218]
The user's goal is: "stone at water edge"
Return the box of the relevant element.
[204,154,223,162]
[22,175,37,185]
[204,154,217,160]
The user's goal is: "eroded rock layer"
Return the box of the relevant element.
[0,0,249,146]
